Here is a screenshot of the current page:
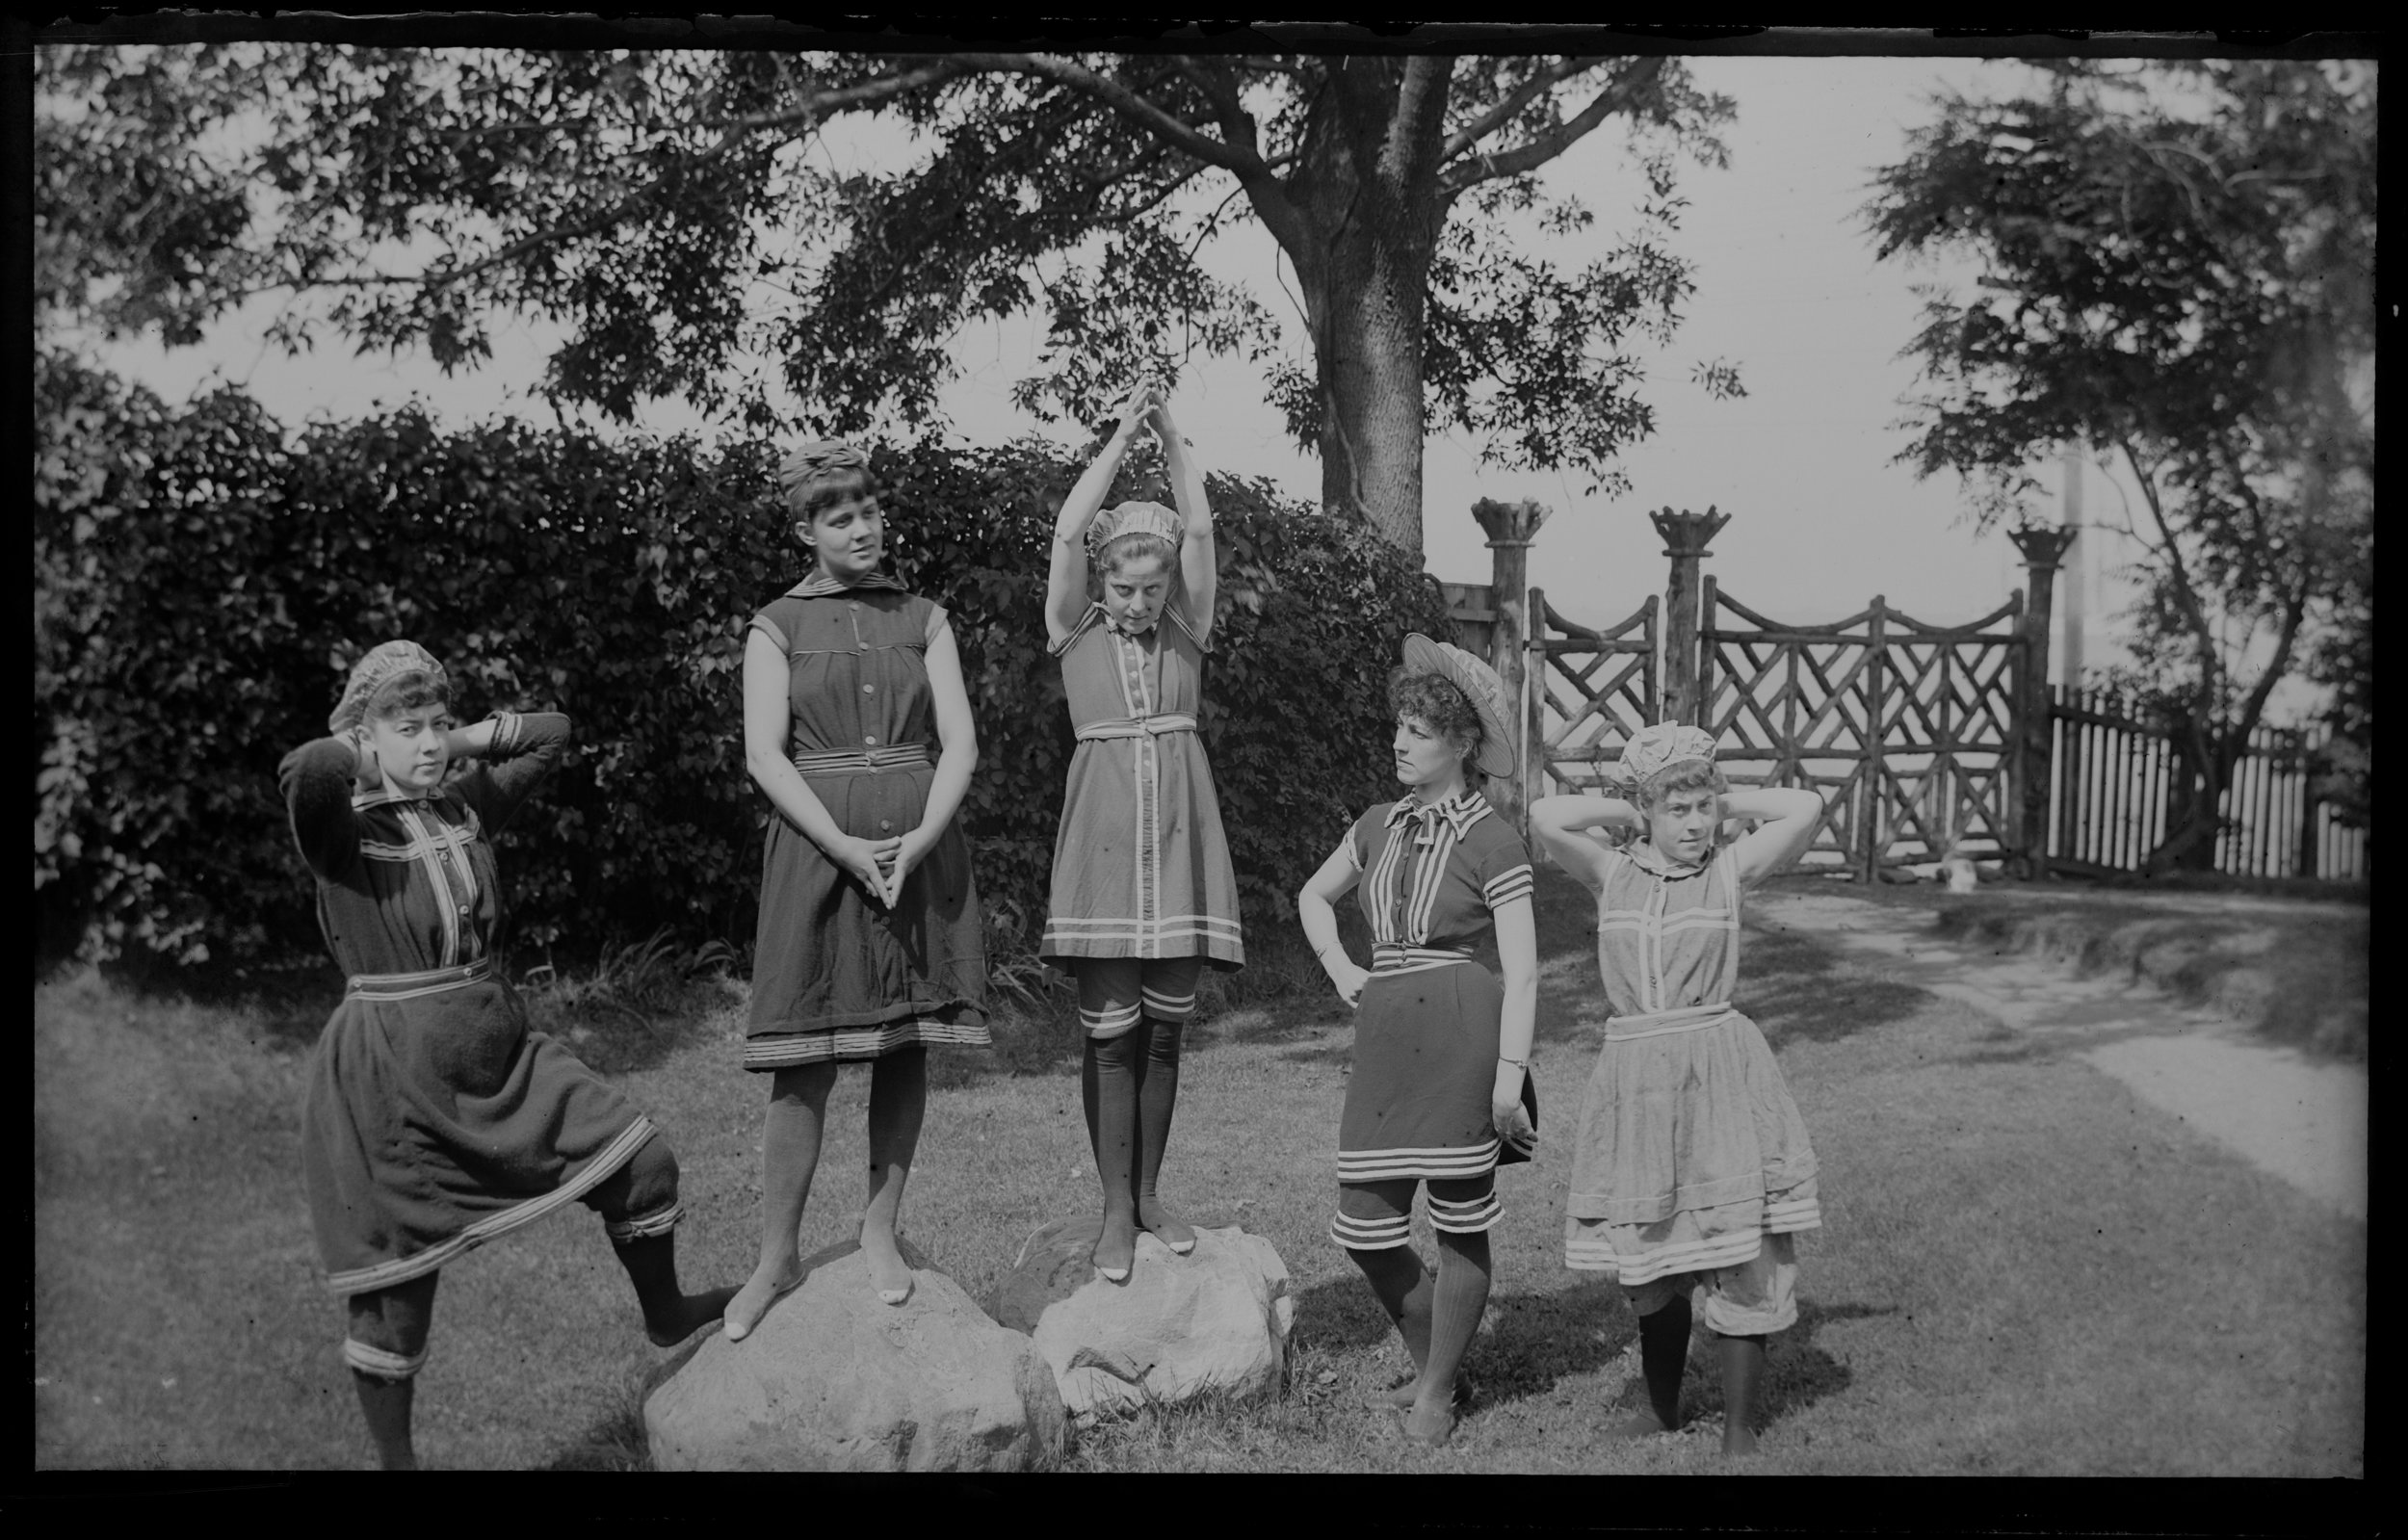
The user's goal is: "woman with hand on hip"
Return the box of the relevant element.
[1296,636,1539,1448]
[724,442,990,1338]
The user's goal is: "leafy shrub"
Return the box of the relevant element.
[34,353,1453,967]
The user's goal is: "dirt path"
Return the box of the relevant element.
[1752,889,2368,1223]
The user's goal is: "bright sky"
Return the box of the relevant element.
[91,52,2171,687]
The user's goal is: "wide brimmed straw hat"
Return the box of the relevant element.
[1401,633,1515,780]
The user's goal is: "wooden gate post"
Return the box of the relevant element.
[2007,525,2078,879]
[1651,506,1732,726]
[1472,497,1552,826]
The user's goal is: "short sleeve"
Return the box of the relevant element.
[747,612,790,654]
[924,600,949,646]
[1472,821,1535,910]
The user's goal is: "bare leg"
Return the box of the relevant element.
[1614,1292,1690,1437]
[1404,1229,1490,1446]
[347,1271,438,1471]
[1348,1242,1435,1406]
[1717,1332,1767,1456]
[725,1061,837,1341]
[1083,1030,1141,1279]
[1132,1016,1194,1252]
[860,1044,927,1303]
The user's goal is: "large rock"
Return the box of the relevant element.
[643,1238,1067,1472]
[987,1217,1294,1423]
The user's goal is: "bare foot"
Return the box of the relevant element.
[1092,1208,1139,1281]
[723,1258,803,1342]
[1610,1407,1674,1439]
[1399,1397,1456,1448]
[859,1228,913,1305]
[1380,1373,1468,1409]
[1137,1196,1195,1254]
[646,1285,740,1348]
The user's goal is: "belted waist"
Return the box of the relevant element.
[1371,943,1478,977]
[1075,712,1199,743]
[347,957,493,1002]
[792,743,932,776]
[1606,1002,1738,1040]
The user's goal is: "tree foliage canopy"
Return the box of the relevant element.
[1865,60,2373,860]
[39,44,1743,550]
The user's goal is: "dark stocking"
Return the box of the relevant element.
[1404,1229,1490,1445]
[1081,1030,1141,1277]
[1348,1243,1434,1404]
[1132,1017,1192,1249]
[1617,1293,1691,1437]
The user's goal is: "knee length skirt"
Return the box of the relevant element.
[1562,1007,1820,1286]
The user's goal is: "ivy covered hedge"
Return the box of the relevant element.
[35,353,1453,966]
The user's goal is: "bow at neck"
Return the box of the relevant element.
[1386,790,1490,846]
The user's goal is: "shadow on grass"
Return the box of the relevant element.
[1741,926,1929,1048]
[81,950,347,1054]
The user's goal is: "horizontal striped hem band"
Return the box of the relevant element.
[346,958,493,1002]
[1482,869,1536,906]
[791,743,931,775]
[1427,1191,1505,1234]
[1335,1139,1501,1182]
[1139,988,1195,1018]
[344,1341,429,1380]
[1042,917,1245,940]
[1605,1003,1739,1040]
[1330,1213,1413,1250]
[743,1018,992,1069]
[603,1201,683,1242]
[324,1117,655,1295]
[1564,1219,1820,1283]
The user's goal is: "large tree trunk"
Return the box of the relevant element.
[1313,222,1435,549]
[1268,57,1451,552]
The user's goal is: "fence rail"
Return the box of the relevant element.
[1451,507,2363,885]
[2048,685,2367,881]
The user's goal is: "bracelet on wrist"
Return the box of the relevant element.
[1498,1057,1528,1069]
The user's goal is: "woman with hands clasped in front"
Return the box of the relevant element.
[1296,636,1539,1449]
[724,442,991,1339]
[1530,724,1826,1457]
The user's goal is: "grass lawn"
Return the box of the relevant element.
[34,870,2364,1474]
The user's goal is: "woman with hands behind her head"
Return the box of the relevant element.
[725,440,990,1339]
[1530,725,1827,1458]
[1296,636,1539,1449]
[280,642,734,1469]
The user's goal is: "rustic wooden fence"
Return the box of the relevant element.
[1695,580,2025,881]
[2049,686,2368,881]
[1444,504,2361,883]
